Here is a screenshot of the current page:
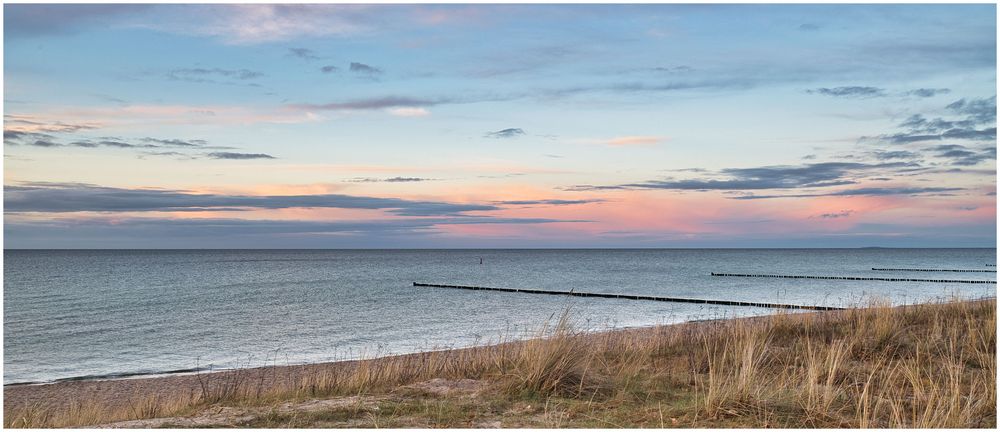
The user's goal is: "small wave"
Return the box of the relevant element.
[4,366,212,387]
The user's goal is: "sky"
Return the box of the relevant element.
[2,3,997,248]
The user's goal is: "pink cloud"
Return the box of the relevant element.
[387,107,430,117]
[603,136,665,146]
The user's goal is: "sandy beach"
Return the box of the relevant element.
[4,342,498,415]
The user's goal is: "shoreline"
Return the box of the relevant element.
[5,297,992,395]
[5,299,996,413]
[2,306,796,413]
[4,297,995,428]
[3,366,212,388]
[2,311,753,389]
[7,294,993,389]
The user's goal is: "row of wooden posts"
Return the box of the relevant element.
[414,264,996,311]
[412,282,845,311]
[870,268,996,273]
[709,272,996,284]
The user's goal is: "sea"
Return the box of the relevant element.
[3,248,996,385]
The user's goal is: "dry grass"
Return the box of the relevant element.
[5,298,996,428]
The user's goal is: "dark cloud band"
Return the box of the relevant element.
[4,182,501,216]
[570,161,918,191]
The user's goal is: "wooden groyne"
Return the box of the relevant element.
[871,268,996,273]
[710,273,996,284]
[412,282,845,311]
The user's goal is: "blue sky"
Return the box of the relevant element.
[3,3,997,248]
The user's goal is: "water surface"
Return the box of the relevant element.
[4,248,995,385]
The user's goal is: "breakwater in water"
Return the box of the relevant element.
[871,268,996,273]
[710,272,996,284]
[412,282,845,311]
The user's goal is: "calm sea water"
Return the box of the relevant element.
[4,249,996,385]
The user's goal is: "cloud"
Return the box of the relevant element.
[4,4,150,37]
[384,177,429,183]
[320,65,340,73]
[485,128,526,139]
[4,115,100,133]
[3,131,60,147]
[873,150,920,160]
[649,66,695,74]
[571,161,917,192]
[3,214,589,248]
[875,132,945,144]
[288,92,514,113]
[494,199,605,206]
[140,137,211,148]
[939,128,997,141]
[287,47,319,60]
[4,124,286,163]
[346,177,434,183]
[4,182,503,217]
[8,134,272,162]
[387,107,430,117]
[905,88,951,98]
[138,151,195,160]
[807,86,886,98]
[603,136,663,146]
[927,144,996,166]
[24,138,61,147]
[166,68,264,85]
[206,152,276,160]
[863,96,997,144]
[816,210,854,219]
[289,96,441,111]
[69,139,156,149]
[349,62,382,76]
[4,130,236,153]
[540,78,762,100]
[148,4,371,45]
[4,131,220,150]
[515,32,989,103]
[732,186,964,200]
[946,96,997,125]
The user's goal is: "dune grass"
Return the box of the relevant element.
[5,298,996,428]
